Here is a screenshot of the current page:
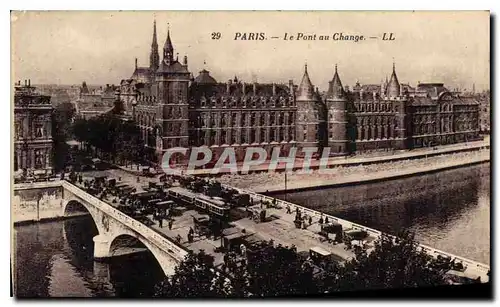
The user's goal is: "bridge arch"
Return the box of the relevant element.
[62,198,106,235]
[106,232,177,276]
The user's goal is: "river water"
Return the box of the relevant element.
[13,216,165,298]
[12,163,490,297]
[275,163,490,265]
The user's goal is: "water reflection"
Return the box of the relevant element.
[14,216,165,297]
[275,164,490,264]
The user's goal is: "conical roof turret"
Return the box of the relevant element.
[296,64,315,101]
[387,62,400,98]
[327,64,345,99]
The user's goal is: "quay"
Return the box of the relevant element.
[254,148,490,194]
[12,169,490,282]
[186,138,489,177]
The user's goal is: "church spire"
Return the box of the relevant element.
[163,24,174,64]
[150,19,159,71]
[296,63,315,100]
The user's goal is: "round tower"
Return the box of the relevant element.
[386,62,408,150]
[295,64,324,156]
[325,65,349,155]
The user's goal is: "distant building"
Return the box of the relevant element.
[115,22,482,165]
[477,91,490,133]
[13,80,54,173]
[74,82,118,119]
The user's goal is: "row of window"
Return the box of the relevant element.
[14,148,49,171]
[354,103,396,113]
[188,128,295,146]
[197,97,295,109]
[192,111,296,128]
[15,121,47,139]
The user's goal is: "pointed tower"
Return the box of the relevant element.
[383,62,408,149]
[150,20,159,72]
[325,64,349,155]
[387,62,400,98]
[163,26,174,65]
[295,64,325,156]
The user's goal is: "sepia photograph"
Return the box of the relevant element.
[10,10,491,298]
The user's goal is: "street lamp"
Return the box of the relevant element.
[284,171,287,202]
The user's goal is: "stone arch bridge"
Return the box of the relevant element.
[61,181,188,276]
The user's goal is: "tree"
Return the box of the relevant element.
[334,230,452,292]
[52,102,76,171]
[244,241,318,297]
[153,250,224,298]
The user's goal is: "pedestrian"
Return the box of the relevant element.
[168,219,173,230]
[309,216,313,225]
[319,216,324,225]
[136,176,140,183]
[286,205,291,214]
[188,232,193,243]
[325,216,329,224]
[159,216,163,228]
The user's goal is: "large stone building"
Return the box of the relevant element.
[13,80,54,174]
[117,22,482,165]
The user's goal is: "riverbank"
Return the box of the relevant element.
[12,180,91,225]
[13,212,90,226]
[217,149,490,193]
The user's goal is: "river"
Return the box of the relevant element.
[13,216,165,298]
[12,163,490,297]
[274,163,490,265]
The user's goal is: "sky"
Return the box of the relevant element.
[11,11,490,91]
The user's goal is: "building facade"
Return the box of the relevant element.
[118,23,482,165]
[14,80,54,173]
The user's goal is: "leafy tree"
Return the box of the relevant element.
[335,230,452,292]
[154,250,224,298]
[244,241,318,297]
[52,102,76,171]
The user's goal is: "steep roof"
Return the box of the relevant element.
[296,64,315,101]
[326,64,345,99]
[387,63,400,97]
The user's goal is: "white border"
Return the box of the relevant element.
[2,1,497,306]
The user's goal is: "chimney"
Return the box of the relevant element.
[272,83,276,96]
[253,82,257,95]
[289,80,293,93]
[242,82,246,95]
[135,58,138,69]
[28,79,31,86]
[24,80,27,86]
[183,55,188,65]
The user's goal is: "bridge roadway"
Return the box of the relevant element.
[13,178,490,282]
